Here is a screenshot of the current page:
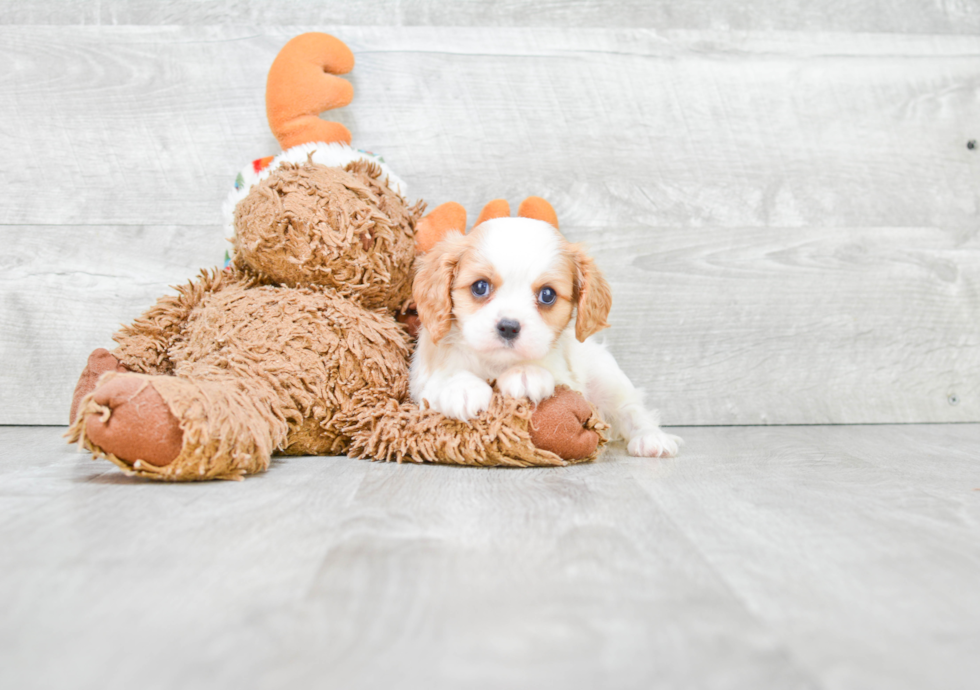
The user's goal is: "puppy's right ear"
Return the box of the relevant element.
[413,232,466,343]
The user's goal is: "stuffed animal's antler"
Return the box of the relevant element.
[266,33,355,150]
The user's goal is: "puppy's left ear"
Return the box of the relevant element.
[569,244,612,342]
[413,233,466,343]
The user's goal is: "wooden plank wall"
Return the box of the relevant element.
[1,3,978,425]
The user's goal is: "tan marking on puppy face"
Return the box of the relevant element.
[532,254,576,337]
[450,252,503,320]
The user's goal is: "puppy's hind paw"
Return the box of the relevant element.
[628,429,682,458]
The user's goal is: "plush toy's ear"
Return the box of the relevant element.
[474,199,511,228]
[415,202,467,254]
[568,243,612,342]
[413,233,467,343]
[518,196,559,229]
[266,33,355,150]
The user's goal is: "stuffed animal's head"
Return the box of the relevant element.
[232,159,422,311]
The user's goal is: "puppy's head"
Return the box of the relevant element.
[413,212,612,360]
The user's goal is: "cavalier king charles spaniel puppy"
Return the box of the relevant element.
[409,198,680,458]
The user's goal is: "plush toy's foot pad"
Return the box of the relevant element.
[84,376,183,468]
[70,372,273,481]
[530,387,603,460]
[69,348,129,424]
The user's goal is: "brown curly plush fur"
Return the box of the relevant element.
[68,160,606,480]
[233,160,420,311]
[346,387,606,467]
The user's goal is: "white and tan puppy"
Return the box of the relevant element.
[410,198,680,458]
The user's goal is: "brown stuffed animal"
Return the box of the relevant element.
[67,33,606,480]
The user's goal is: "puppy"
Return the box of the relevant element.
[409,199,680,458]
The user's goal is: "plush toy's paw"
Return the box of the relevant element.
[396,302,421,339]
[627,428,682,458]
[497,365,555,404]
[70,348,129,424]
[422,373,493,421]
[529,387,602,461]
[84,375,183,468]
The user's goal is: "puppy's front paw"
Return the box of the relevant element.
[423,373,493,421]
[628,429,682,458]
[497,365,555,404]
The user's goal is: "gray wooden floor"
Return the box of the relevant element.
[2,425,978,690]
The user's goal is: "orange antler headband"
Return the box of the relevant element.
[415,197,560,253]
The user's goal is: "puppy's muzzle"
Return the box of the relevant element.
[496,319,521,342]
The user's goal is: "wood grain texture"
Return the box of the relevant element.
[588,224,980,425]
[2,0,979,34]
[2,26,979,424]
[2,424,979,689]
[2,27,978,228]
[0,224,228,424]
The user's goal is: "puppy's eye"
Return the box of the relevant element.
[471,280,490,298]
[538,286,557,305]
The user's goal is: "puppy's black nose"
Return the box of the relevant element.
[496,319,521,341]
